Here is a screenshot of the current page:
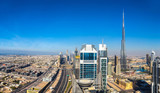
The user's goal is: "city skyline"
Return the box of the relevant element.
[0,1,159,93]
[0,0,160,56]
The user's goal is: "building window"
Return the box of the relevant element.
[81,53,97,60]
[80,64,97,79]
[84,53,94,60]
[80,53,83,60]
[99,51,107,57]
[95,53,97,60]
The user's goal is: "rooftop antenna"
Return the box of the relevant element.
[102,39,104,47]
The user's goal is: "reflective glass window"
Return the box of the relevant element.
[95,53,97,60]
[84,53,94,60]
[80,53,83,60]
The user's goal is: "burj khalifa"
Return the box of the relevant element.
[120,10,127,70]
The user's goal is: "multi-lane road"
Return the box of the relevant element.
[52,67,69,93]
[12,60,69,93]
[40,62,70,93]
[12,61,56,93]
[39,69,59,93]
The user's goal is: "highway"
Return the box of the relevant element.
[52,67,69,93]
[39,69,59,93]
[12,61,56,93]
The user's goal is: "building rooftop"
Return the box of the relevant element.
[81,44,97,52]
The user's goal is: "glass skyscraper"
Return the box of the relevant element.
[152,57,160,93]
[80,44,97,79]
[150,51,155,73]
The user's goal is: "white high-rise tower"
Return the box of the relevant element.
[80,44,97,79]
[98,40,108,91]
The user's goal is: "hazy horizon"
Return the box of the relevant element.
[0,48,159,57]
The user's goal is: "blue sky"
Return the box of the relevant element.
[0,0,160,56]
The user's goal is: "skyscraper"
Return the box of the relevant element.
[75,48,78,56]
[146,54,150,66]
[107,62,112,76]
[59,52,64,64]
[150,51,155,73]
[114,55,118,72]
[115,55,121,75]
[120,10,127,70]
[98,41,108,91]
[66,50,69,61]
[80,44,97,79]
[73,48,80,79]
[152,57,160,93]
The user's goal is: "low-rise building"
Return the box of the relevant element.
[115,78,133,90]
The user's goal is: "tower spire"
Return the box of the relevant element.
[120,9,127,70]
[122,9,125,40]
[102,39,104,47]
[123,9,124,28]
[102,39,103,44]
